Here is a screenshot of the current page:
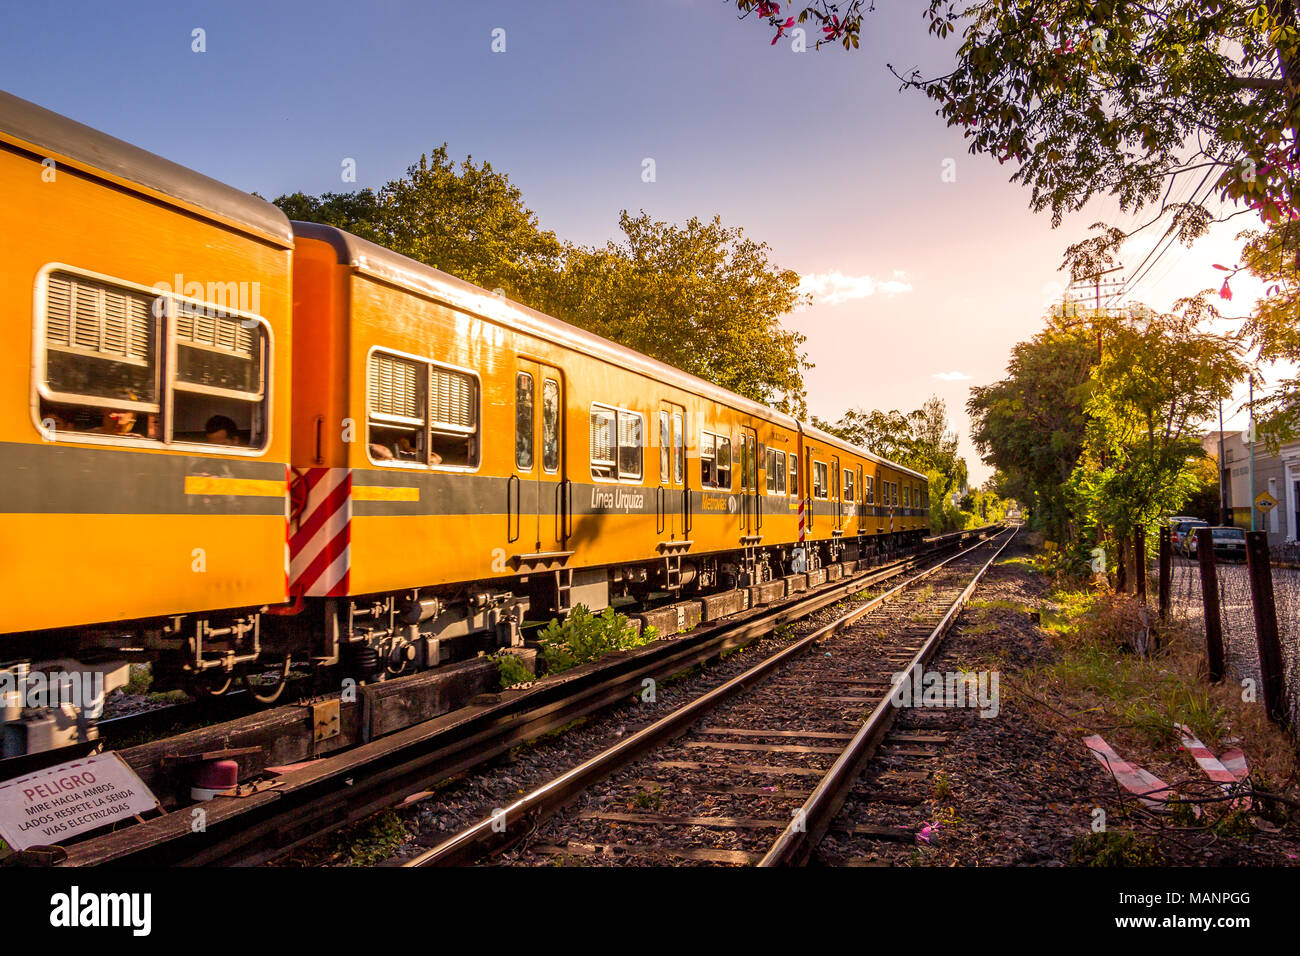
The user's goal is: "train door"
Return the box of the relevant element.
[658,402,686,540]
[741,426,759,538]
[830,455,841,530]
[855,464,864,531]
[512,360,566,554]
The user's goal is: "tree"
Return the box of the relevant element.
[277,162,811,414]
[967,317,1097,542]
[815,395,970,529]
[736,1,1300,435]
[1066,298,1246,545]
[533,211,812,415]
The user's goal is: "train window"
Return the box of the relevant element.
[865,476,874,504]
[813,461,828,499]
[428,366,478,468]
[660,412,670,484]
[542,379,560,473]
[892,483,899,507]
[617,410,643,480]
[789,453,798,497]
[765,448,786,494]
[590,404,641,481]
[590,406,617,478]
[368,351,428,463]
[172,304,268,449]
[515,372,534,470]
[844,469,855,504]
[903,485,910,508]
[672,413,684,483]
[41,271,161,438]
[700,430,731,489]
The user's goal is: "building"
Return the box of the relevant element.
[1217,432,1300,546]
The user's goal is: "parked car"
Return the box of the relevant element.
[1186,526,1248,562]
[1169,517,1209,555]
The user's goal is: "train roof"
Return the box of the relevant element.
[294,222,928,483]
[0,89,292,247]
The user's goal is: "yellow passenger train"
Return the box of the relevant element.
[0,90,929,702]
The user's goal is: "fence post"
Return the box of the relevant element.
[1245,530,1287,724]
[1134,527,1146,602]
[1116,536,1128,593]
[1158,527,1171,623]
[1196,527,1226,683]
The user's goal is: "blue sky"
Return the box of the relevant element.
[1,0,1269,482]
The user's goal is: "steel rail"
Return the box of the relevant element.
[403,527,1014,867]
[760,524,1020,866]
[50,527,997,866]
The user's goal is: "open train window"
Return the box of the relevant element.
[865,476,874,504]
[844,468,855,504]
[700,430,731,489]
[367,350,478,468]
[813,461,828,499]
[38,268,269,451]
[765,448,786,494]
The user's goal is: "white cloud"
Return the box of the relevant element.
[799,269,912,305]
[932,371,971,381]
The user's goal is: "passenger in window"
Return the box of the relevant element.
[89,409,139,436]
[204,415,241,446]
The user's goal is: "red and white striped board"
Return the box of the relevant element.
[797,497,805,544]
[289,467,352,597]
[1083,734,1174,809]
[1177,724,1249,808]
[1219,747,1249,781]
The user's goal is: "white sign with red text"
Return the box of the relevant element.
[0,751,158,850]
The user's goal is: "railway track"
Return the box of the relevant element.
[403,526,1017,867]
[14,525,1001,867]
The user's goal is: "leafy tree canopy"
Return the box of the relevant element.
[275,150,809,413]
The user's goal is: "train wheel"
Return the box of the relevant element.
[242,655,293,704]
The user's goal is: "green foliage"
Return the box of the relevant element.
[1065,300,1245,547]
[1070,830,1165,867]
[276,157,810,415]
[815,395,987,531]
[532,211,812,416]
[969,318,1096,543]
[537,605,657,675]
[491,653,534,689]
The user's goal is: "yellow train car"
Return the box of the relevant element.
[282,223,928,678]
[0,90,928,706]
[0,91,294,692]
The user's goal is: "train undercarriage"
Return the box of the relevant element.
[2,529,926,757]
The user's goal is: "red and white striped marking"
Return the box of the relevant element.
[1178,725,1249,808]
[289,467,352,597]
[1083,734,1174,808]
[1220,747,1249,781]
[797,497,805,544]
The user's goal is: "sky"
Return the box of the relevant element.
[1,0,1280,484]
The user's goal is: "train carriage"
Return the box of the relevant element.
[0,90,929,732]
[0,91,294,702]
[281,223,929,680]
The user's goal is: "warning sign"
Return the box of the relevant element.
[1255,491,1278,513]
[0,751,159,851]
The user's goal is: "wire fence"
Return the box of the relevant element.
[1165,548,1300,729]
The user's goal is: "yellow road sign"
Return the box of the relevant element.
[1255,491,1278,512]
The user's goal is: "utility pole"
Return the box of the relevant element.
[1248,374,1257,533]
[1218,399,1229,525]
